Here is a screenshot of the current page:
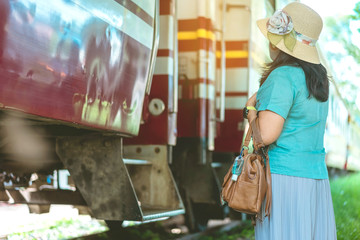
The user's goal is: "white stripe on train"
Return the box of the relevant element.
[215,68,249,92]
[75,0,154,49]
[131,0,155,18]
[216,96,248,110]
[159,15,174,51]
[177,0,213,20]
[178,50,216,81]
[154,57,174,75]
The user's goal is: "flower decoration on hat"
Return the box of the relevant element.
[267,10,297,51]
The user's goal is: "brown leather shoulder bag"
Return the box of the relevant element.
[221,118,272,218]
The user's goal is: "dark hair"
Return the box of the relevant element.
[260,51,329,102]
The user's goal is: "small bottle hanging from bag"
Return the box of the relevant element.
[231,150,245,181]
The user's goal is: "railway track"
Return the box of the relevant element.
[68,219,254,240]
[0,203,254,240]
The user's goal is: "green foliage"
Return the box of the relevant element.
[198,221,255,240]
[351,2,360,20]
[325,2,360,120]
[106,221,182,240]
[7,217,108,240]
[326,2,360,63]
[330,172,360,240]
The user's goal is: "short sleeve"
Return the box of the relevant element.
[255,67,295,119]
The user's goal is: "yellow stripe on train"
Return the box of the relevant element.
[215,50,248,59]
[178,29,215,41]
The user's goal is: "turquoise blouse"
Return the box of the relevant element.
[255,66,329,179]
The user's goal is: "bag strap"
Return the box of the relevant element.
[250,118,272,217]
[264,149,271,216]
[250,119,264,150]
[242,124,253,155]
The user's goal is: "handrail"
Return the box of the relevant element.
[170,0,178,113]
[145,0,160,95]
[214,0,226,122]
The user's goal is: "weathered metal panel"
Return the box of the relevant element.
[56,135,142,220]
[0,0,155,135]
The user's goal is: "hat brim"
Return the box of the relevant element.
[256,18,320,64]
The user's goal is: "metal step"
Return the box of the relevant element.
[124,145,185,222]
[142,208,185,221]
[123,158,151,165]
[211,162,223,168]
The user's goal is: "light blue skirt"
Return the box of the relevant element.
[255,173,337,240]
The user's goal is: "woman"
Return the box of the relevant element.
[244,2,337,240]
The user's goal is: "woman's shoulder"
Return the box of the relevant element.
[271,65,304,76]
[265,65,303,85]
[267,65,305,89]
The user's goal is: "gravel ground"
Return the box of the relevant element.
[0,203,254,240]
[0,203,107,239]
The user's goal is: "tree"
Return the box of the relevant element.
[325,2,360,120]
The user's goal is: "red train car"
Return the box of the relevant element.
[0,0,277,231]
[0,0,183,222]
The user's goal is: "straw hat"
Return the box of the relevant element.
[257,2,323,64]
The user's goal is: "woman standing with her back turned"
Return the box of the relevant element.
[243,2,337,240]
